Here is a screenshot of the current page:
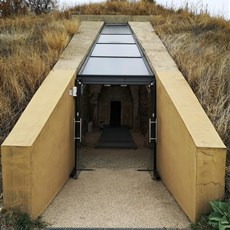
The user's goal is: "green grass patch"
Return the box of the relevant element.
[191,215,215,230]
[0,209,48,230]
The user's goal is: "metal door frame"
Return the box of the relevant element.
[70,80,160,180]
[70,80,93,179]
[148,81,160,180]
[70,79,82,179]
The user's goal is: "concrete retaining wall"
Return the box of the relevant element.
[130,22,226,221]
[1,21,103,218]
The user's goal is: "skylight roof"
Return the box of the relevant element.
[78,24,154,85]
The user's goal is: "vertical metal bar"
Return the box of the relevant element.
[152,82,156,173]
[70,80,82,179]
[79,118,82,142]
[149,118,151,143]
[70,81,78,179]
[75,81,81,179]
[150,81,160,180]
[155,119,157,143]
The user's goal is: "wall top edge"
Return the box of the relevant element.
[2,70,76,147]
[72,15,150,22]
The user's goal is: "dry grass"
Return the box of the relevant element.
[150,13,230,151]
[0,14,80,146]
[63,19,79,35]
[72,0,166,15]
[43,30,69,51]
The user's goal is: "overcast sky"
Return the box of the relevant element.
[58,0,230,19]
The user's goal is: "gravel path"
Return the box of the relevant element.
[43,168,190,228]
[43,134,190,229]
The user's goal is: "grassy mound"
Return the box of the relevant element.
[0,1,229,228]
[0,209,48,230]
[0,13,79,145]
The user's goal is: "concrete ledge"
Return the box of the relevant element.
[130,21,226,221]
[73,15,150,23]
[1,21,103,218]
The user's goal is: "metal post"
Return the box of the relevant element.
[70,80,82,179]
[150,81,160,180]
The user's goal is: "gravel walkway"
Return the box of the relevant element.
[43,134,190,228]
[43,168,189,228]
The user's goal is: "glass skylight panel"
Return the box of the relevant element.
[78,24,154,84]
[91,44,141,57]
[98,35,135,44]
[101,25,132,35]
[80,57,151,76]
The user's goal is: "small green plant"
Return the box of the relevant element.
[0,209,48,230]
[208,200,230,230]
[191,215,215,230]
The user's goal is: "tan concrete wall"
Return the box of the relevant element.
[130,22,226,221]
[1,21,103,218]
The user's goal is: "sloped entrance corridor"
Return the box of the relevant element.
[43,131,190,228]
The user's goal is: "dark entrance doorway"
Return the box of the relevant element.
[110,101,121,126]
[72,24,158,180]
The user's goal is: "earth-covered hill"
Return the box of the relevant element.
[0,1,229,228]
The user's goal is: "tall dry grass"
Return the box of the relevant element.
[0,14,80,145]
[72,0,166,15]
[150,13,230,153]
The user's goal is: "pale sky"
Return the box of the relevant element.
[58,0,230,19]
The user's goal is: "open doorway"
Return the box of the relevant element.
[72,24,158,179]
[110,101,121,127]
[76,83,155,159]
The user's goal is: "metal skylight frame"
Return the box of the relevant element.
[77,23,154,85]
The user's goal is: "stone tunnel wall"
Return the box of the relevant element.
[87,85,150,131]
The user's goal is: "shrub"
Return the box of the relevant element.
[208,200,230,229]
[191,215,215,230]
[0,0,27,17]
[0,209,48,230]
[26,0,57,14]
[0,0,57,17]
